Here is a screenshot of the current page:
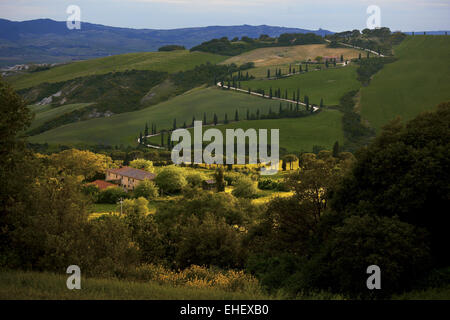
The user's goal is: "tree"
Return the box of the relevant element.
[267,69,271,78]
[139,131,143,144]
[232,176,258,198]
[144,123,149,137]
[133,180,159,200]
[224,113,229,124]
[235,110,239,121]
[214,168,226,192]
[340,54,344,62]
[129,159,154,172]
[203,112,207,124]
[330,103,450,265]
[332,141,340,157]
[247,109,250,120]
[161,131,164,147]
[154,166,187,195]
[283,154,298,170]
[48,149,115,181]
[213,113,218,125]
[320,98,324,108]
[173,118,177,130]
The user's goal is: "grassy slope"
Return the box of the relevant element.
[28,103,93,131]
[239,65,360,106]
[9,50,227,90]
[28,87,284,146]
[222,44,363,68]
[148,109,345,152]
[0,270,269,300]
[360,36,450,131]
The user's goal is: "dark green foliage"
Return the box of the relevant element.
[339,91,375,151]
[158,45,186,51]
[356,57,396,85]
[331,102,450,266]
[97,186,128,204]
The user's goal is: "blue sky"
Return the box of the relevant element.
[1,0,449,32]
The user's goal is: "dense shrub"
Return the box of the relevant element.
[154,166,187,194]
[97,186,128,204]
[133,179,159,200]
[232,176,259,198]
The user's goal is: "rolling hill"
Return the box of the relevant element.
[0,18,332,67]
[222,44,363,68]
[239,65,361,106]
[360,36,450,131]
[28,86,344,152]
[8,50,226,90]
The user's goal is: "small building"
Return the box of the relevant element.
[106,166,156,191]
[87,180,116,190]
[202,179,217,191]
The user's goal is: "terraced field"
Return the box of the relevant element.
[9,50,227,90]
[360,36,450,131]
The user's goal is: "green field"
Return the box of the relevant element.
[360,36,450,131]
[28,103,93,131]
[0,270,270,300]
[148,109,345,152]
[9,50,227,90]
[239,65,360,106]
[28,87,284,146]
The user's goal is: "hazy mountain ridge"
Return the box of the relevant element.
[0,18,333,66]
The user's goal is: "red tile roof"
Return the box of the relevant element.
[87,180,116,190]
[107,166,156,181]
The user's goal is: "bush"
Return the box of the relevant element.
[133,179,158,200]
[232,176,258,198]
[185,171,207,188]
[154,166,187,194]
[175,214,245,269]
[97,186,128,204]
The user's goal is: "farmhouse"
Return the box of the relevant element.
[106,166,156,191]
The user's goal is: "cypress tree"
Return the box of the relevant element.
[203,112,207,124]
[332,141,340,157]
[139,131,143,144]
[289,64,292,74]
[173,118,177,130]
[279,103,282,114]
[340,54,344,62]
[192,116,195,127]
[224,113,228,124]
[267,69,271,78]
[247,109,250,120]
[183,121,186,128]
[320,98,324,108]
[269,87,273,99]
[256,109,260,120]
[248,87,251,94]
[214,113,218,125]
[167,131,171,149]
[161,131,164,147]
[235,110,239,121]
[144,123,149,137]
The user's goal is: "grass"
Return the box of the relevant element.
[222,44,363,68]
[28,103,93,131]
[9,50,227,90]
[392,286,450,300]
[239,65,361,106]
[28,87,285,147]
[147,109,345,152]
[0,270,271,300]
[360,36,450,132]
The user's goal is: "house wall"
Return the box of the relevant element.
[106,171,141,191]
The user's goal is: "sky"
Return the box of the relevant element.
[1,0,449,32]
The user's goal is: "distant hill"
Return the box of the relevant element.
[0,18,333,67]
